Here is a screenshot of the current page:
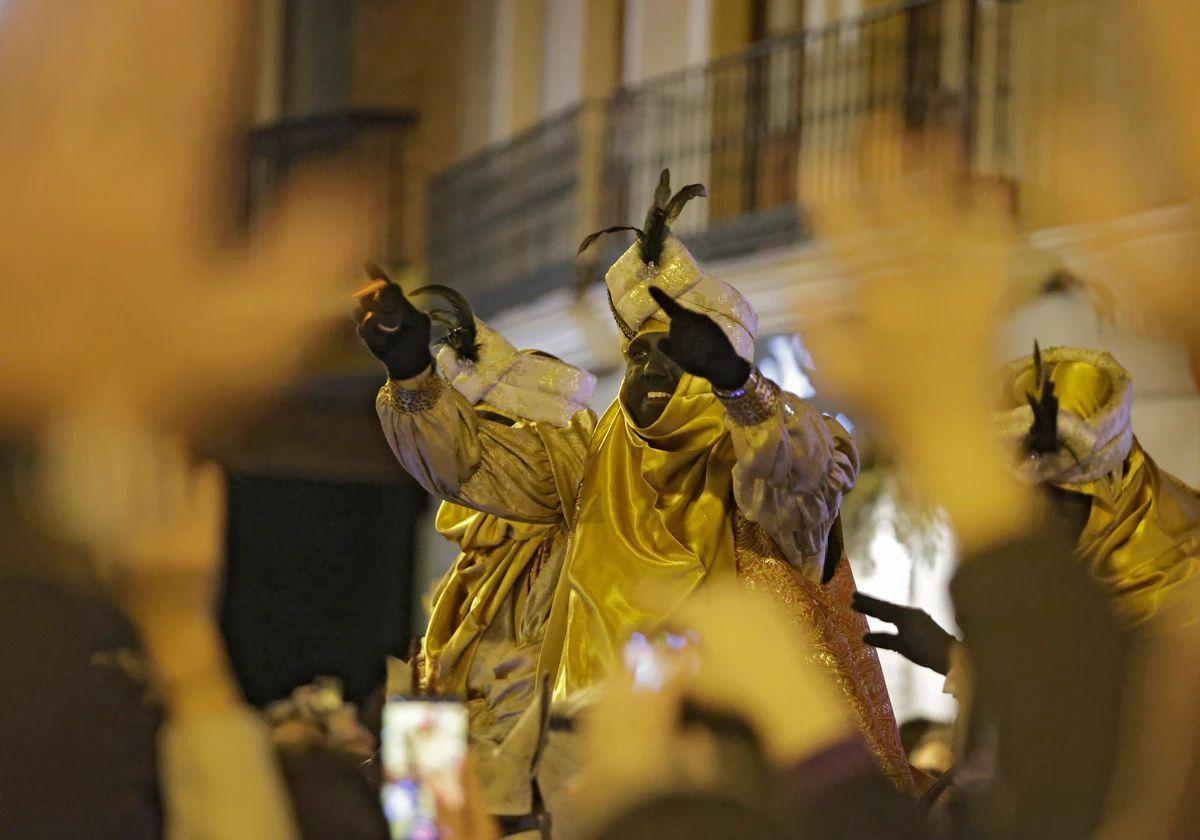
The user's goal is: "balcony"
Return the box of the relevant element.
[228,109,419,479]
[427,103,596,318]
[246,108,417,265]
[427,0,1015,318]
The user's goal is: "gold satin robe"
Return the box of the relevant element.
[421,502,568,813]
[423,504,561,701]
[1073,441,1200,626]
[378,368,915,793]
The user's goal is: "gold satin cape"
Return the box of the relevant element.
[1073,442,1200,625]
[423,502,554,694]
[545,373,739,698]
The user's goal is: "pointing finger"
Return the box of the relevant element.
[648,285,686,317]
[862,632,905,653]
[851,591,909,624]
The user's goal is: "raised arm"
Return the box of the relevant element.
[375,369,592,523]
[648,286,859,577]
[355,269,591,523]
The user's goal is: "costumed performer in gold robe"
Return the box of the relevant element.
[353,174,917,796]
[359,272,596,828]
[425,311,597,827]
[852,344,1200,826]
[856,343,1200,685]
[995,345,1200,626]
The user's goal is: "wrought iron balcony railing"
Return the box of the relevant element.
[426,103,600,317]
[428,0,1014,318]
[246,109,416,264]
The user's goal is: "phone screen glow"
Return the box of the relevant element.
[381,699,468,840]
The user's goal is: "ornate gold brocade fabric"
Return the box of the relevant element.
[733,514,919,795]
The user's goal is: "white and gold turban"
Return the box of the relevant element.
[605,234,758,361]
[995,346,1134,487]
[435,320,596,428]
[995,346,1200,628]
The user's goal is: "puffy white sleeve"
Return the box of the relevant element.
[376,368,594,525]
[721,369,860,580]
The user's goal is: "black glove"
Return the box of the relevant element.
[851,591,956,675]
[352,266,432,380]
[647,285,750,391]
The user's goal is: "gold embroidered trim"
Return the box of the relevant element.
[380,374,444,414]
[732,514,918,795]
[716,368,780,426]
[607,286,638,340]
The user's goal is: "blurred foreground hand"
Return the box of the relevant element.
[804,142,1032,551]
[89,429,303,840]
[1036,1,1200,352]
[437,753,501,840]
[671,582,851,765]
[0,0,370,432]
[90,431,237,717]
[575,582,850,827]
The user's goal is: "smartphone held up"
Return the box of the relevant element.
[381,697,468,840]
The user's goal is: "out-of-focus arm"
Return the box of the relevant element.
[146,620,298,840]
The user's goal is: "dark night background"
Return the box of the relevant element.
[215,380,429,707]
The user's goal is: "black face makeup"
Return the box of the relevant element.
[622,332,685,428]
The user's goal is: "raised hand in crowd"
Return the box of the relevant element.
[436,753,501,840]
[576,581,924,839]
[1032,1,1200,355]
[574,582,842,832]
[804,144,1032,552]
[669,582,851,767]
[573,652,692,832]
[0,0,369,433]
[94,431,300,840]
[99,437,236,717]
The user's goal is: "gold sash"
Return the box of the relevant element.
[546,373,739,698]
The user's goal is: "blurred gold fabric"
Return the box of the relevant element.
[1076,442,1200,625]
